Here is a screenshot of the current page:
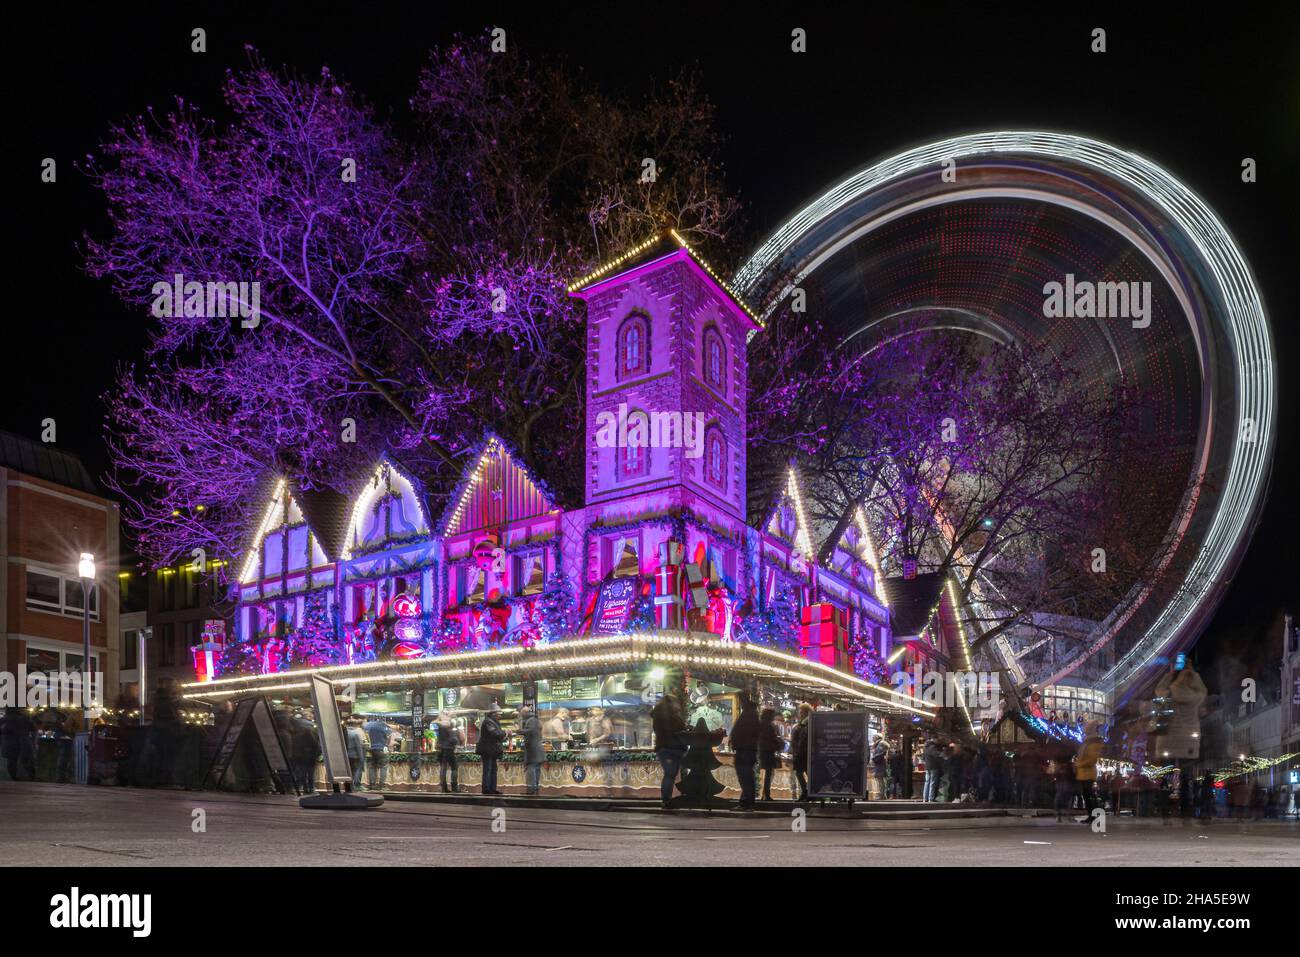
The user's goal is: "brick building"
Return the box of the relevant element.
[1,430,119,713]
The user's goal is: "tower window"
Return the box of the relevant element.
[617,313,650,381]
[619,410,650,481]
[705,427,726,490]
[703,327,726,394]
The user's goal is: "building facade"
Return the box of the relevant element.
[1,431,119,714]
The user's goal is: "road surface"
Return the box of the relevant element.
[3,782,1297,866]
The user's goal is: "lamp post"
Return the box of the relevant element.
[77,553,95,729]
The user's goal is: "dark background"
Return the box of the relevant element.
[7,2,1297,689]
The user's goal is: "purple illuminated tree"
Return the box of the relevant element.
[86,39,742,571]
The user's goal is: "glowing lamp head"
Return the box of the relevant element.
[649,667,666,682]
[78,553,96,580]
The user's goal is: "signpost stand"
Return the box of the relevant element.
[202,697,297,794]
[301,674,383,809]
[807,710,868,807]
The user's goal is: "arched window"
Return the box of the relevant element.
[617,313,650,381]
[619,410,650,480]
[703,327,726,393]
[705,427,726,490]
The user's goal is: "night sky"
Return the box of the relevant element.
[8,3,1297,689]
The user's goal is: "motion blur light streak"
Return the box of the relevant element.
[736,132,1275,700]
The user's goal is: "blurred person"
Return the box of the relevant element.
[889,740,908,799]
[520,705,543,796]
[362,715,393,790]
[923,738,944,803]
[729,693,760,810]
[345,717,367,791]
[1074,722,1104,821]
[290,708,320,794]
[435,713,463,793]
[543,707,571,750]
[757,707,781,802]
[476,704,507,795]
[790,704,812,801]
[1,707,37,781]
[652,686,687,807]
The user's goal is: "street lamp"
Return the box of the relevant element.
[78,553,95,731]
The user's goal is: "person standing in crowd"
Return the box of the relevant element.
[943,743,964,802]
[1052,748,1076,822]
[889,741,908,799]
[289,709,320,795]
[1,707,37,781]
[729,693,760,810]
[51,713,74,784]
[790,703,812,802]
[923,738,943,803]
[344,717,367,791]
[519,705,543,796]
[1074,722,1104,821]
[362,714,393,790]
[869,734,888,800]
[476,704,506,795]
[757,707,781,802]
[1197,771,1218,823]
[436,713,463,793]
[652,683,687,807]
[543,707,571,751]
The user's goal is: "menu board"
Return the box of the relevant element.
[808,711,867,799]
[591,576,638,635]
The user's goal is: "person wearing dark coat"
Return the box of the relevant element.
[729,694,760,809]
[520,706,544,796]
[1,707,37,781]
[943,744,964,802]
[435,715,463,793]
[652,690,687,806]
[923,738,944,802]
[790,703,812,801]
[757,708,782,801]
[289,710,320,795]
[476,705,507,795]
[889,745,908,799]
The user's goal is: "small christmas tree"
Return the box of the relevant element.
[537,571,574,643]
[288,591,343,667]
[667,718,730,809]
[216,639,264,676]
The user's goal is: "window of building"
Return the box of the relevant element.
[705,428,726,490]
[616,312,649,380]
[25,569,99,620]
[515,552,546,596]
[703,326,726,394]
[157,624,176,666]
[121,629,139,670]
[619,409,650,481]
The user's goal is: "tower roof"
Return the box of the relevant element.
[567,230,763,329]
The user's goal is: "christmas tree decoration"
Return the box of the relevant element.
[667,717,730,809]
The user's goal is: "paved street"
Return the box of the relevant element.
[3,782,1298,866]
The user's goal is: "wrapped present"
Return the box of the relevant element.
[799,602,847,668]
[654,564,683,629]
[682,562,709,609]
[658,540,685,567]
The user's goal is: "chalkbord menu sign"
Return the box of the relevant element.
[808,711,867,799]
[591,576,638,635]
[202,697,295,794]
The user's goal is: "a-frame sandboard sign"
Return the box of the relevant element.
[201,696,298,794]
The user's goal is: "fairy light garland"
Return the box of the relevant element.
[180,630,935,717]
